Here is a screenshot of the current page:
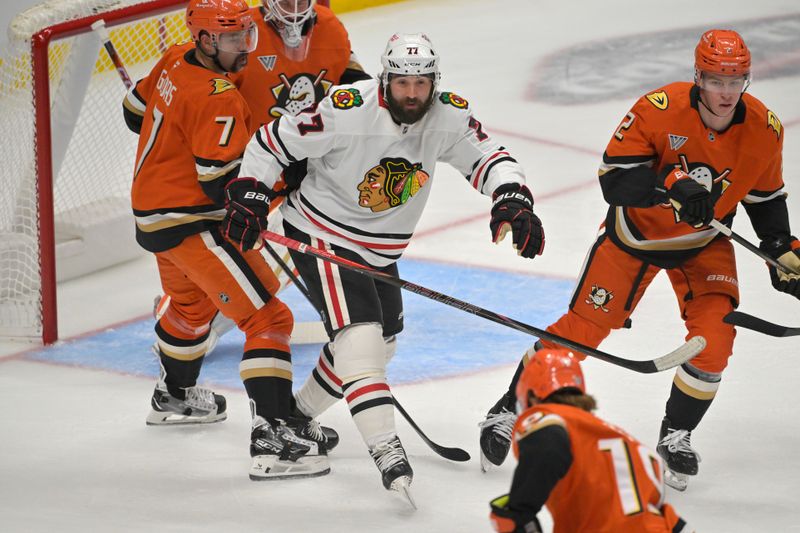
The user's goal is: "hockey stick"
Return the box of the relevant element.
[91,20,133,89]
[392,398,470,462]
[723,311,800,337]
[262,241,471,462]
[709,219,795,276]
[261,231,706,374]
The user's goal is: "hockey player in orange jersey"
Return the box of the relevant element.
[137,0,367,454]
[489,348,694,533]
[122,0,329,480]
[480,29,800,490]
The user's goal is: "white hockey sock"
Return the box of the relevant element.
[342,376,396,447]
[295,343,343,418]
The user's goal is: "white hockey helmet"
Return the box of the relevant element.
[264,0,316,60]
[380,33,441,89]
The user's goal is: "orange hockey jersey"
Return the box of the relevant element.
[513,404,686,533]
[600,82,784,267]
[230,5,357,130]
[126,43,253,253]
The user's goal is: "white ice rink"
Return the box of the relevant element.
[1,0,799,531]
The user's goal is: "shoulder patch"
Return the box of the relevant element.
[210,78,236,95]
[767,110,782,139]
[330,88,363,109]
[439,91,469,109]
[515,411,565,441]
[645,90,669,110]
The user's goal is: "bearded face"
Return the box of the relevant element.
[385,75,434,124]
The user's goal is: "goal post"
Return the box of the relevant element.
[0,0,330,345]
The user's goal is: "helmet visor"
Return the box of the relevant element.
[697,72,750,94]
[216,24,259,54]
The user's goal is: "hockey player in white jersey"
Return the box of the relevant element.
[239,32,545,504]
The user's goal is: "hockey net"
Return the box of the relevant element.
[0,0,327,345]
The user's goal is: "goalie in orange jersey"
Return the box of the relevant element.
[489,348,694,533]
[232,0,370,132]
[479,29,799,491]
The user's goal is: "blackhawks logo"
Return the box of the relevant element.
[331,88,363,110]
[357,157,430,212]
[439,92,468,109]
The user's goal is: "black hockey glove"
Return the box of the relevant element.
[663,167,715,227]
[490,183,545,259]
[761,236,800,300]
[489,494,542,533]
[223,177,271,252]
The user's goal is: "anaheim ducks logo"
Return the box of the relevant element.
[269,71,333,118]
[439,92,469,109]
[661,154,732,223]
[767,110,782,138]
[586,285,613,312]
[210,78,236,95]
[357,157,430,212]
[331,88,364,109]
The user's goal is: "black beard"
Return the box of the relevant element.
[386,91,433,124]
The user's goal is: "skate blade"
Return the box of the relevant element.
[664,469,688,491]
[390,476,416,510]
[249,454,331,481]
[479,450,493,473]
[146,410,227,426]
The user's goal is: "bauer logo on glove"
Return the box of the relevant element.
[489,182,545,258]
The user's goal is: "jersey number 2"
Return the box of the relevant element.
[614,112,636,140]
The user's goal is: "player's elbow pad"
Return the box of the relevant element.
[123,105,143,134]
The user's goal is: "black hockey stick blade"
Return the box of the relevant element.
[724,311,800,337]
[262,231,706,374]
[393,397,470,462]
[262,240,470,461]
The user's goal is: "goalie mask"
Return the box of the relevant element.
[380,33,441,123]
[264,0,317,61]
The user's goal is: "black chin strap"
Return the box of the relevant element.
[697,87,741,118]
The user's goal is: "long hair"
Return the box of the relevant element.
[543,388,597,412]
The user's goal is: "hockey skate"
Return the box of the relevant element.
[249,416,330,480]
[478,391,516,472]
[288,407,340,453]
[370,436,415,509]
[657,417,701,491]
[146,381,227,425]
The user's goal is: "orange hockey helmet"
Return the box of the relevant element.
[516,348,585,410]
[185,0,258,53]
[695,29,751,77]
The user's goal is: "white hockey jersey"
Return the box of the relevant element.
[240,78,528,267]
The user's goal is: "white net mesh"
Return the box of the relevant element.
[0,0,191,340]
